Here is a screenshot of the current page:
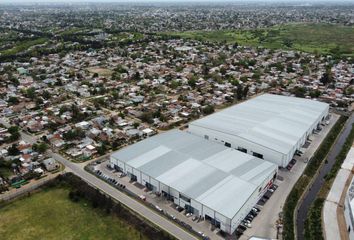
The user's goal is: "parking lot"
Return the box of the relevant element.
[239,113,339,240]
[92,161,225,240]
[88,114,338,240]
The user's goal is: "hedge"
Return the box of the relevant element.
[304,122,354,239]
[282,115,347,240]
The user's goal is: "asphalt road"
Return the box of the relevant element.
[0,117,197,240]
[0,118,37,144]
[296,113,354,240]
[49,152,198,240]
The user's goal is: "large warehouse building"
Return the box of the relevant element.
[110,130,278,234]
[188,94,329,167]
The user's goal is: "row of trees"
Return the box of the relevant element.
[56,173,176,240]
[282,116,348,240]
[304,122,354,240]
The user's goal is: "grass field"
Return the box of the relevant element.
[0,38,48,56]
[0,187,147,240]
[87,67,113,77]
[164,23,354,57]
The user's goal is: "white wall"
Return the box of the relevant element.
[188,105,329,168]
[188,125,286,166]
[150,178,160,192]
[160,182,169,194]
[215,212,231,233]
[202,205,215,219]
[191,199,202,216]
[230,167,277,233]
[133,168,141,183]
[344,194,354,240]
[142,173,149,186]
[112,158,277,235]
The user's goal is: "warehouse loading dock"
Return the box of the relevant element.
[188,94,329,167]
[110,130,278,234]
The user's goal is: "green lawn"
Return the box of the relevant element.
[0,187,147,240]
[163,23,354,57]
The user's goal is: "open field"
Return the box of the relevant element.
[164,23,354,57]
[0,38,48,57]
[0,187,147,240]
[87,67,113,77]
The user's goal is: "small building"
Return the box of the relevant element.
[42,158,59,171]
[142,128,154,137]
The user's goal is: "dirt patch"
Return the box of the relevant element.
[87,67,113,77]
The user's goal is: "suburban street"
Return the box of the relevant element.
[50,152,198,240]
[0,117,197,240]
[0,118,36,144]
[296,113,354,240]
[0,3,353,240]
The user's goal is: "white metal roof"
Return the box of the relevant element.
[189,94,329,154]
[111,130,277,219]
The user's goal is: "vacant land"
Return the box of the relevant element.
[87,67,113,77]
[0,187,147,240]
[164,23,354,57]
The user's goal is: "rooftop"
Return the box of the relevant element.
[189,94,329,154]
[111,130,277,219]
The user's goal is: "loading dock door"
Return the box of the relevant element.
[205,214,221,228]
[129,173,137,181]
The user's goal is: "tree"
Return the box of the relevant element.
[26,87,36,99]
[236,84,244,100]
[292,86,306,98]
[188,79,196,88]
[202,105,215,115]
[63,129,85,141]
[309,90,321,98]
[230,79,239,86]
[233,42,239,49]
[133,122,140,128]
[8,96,19,105]
[202,64,209,75]
[320,70,333,85]
[8,144,20,156]
[33,142,48,153]
[97,143,107,155]
[170,80,180,89]
[133,71,140,81]
[283,38,293,48]
[8,126,20,142]
[118,112,125,119]
[42,90,51,100]
[243,85,249,99]
[140,112,153,124]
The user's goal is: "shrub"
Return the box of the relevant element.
[282,116,347,240]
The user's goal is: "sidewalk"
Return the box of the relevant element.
[95,163,224,240]
[241,114,339,240]
[0,172,61,202]
[323,145,354,240]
